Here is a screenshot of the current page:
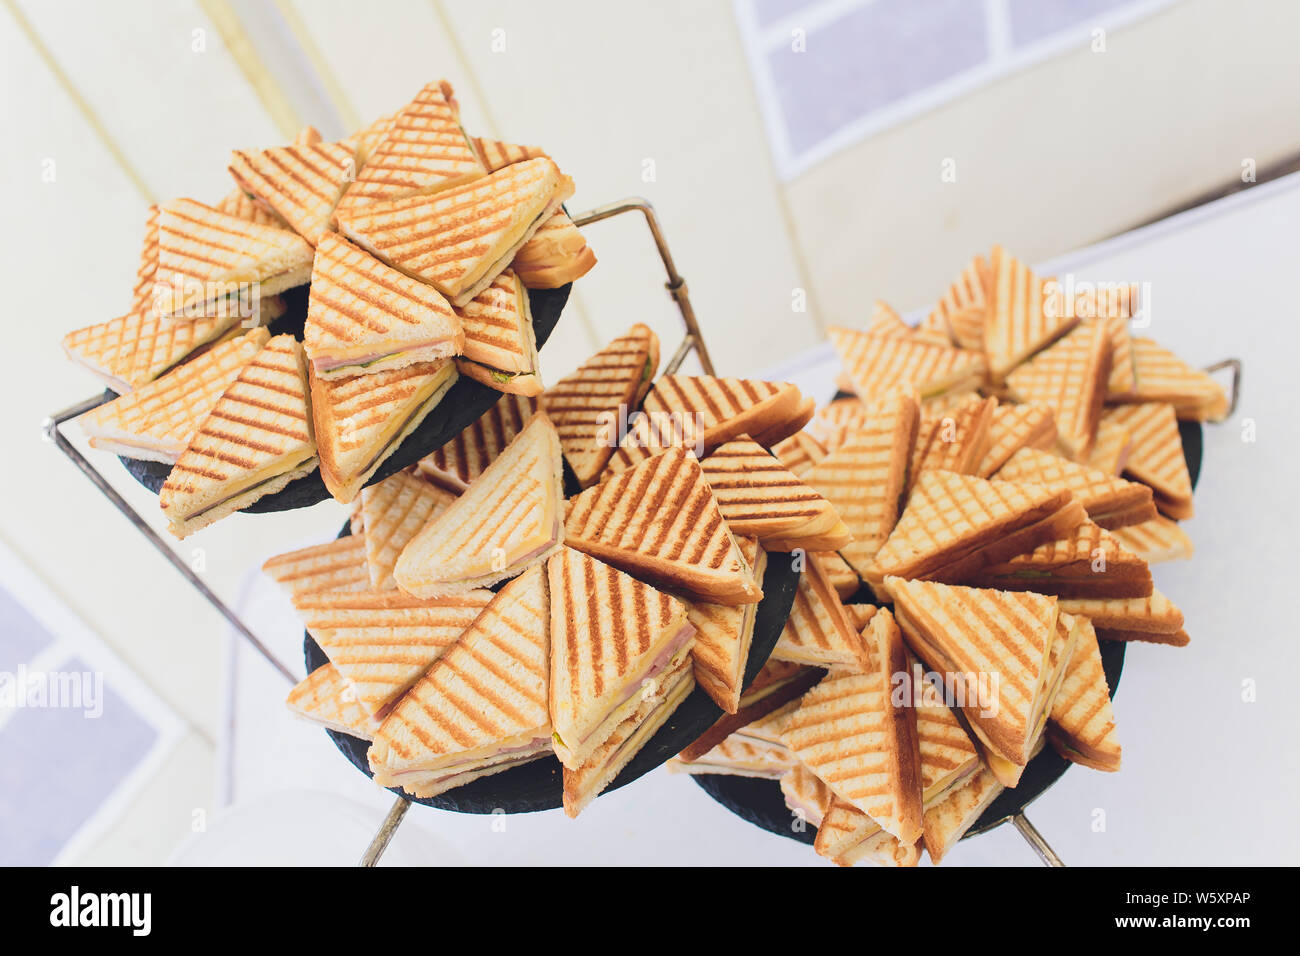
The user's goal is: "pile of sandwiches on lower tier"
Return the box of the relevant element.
[63,78,599,538]
[266,321,845,816]
[669,244,1223,865]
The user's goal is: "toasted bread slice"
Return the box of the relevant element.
[995,446,1157,530]
[1047,617,1120,771]
[780,764,834,827]
[975,402,1057,477]
[229,137,356,244]
[340,111,396,169]
[394,413,564,596]
[865,300,910,338]
[815,550,860,600]
[304,233,465,378]
[983,245,1079,380]
[771,558,872,671]
[473,136,547,172]
[782,610,923,844]
[1119,338,1229,421]
[922,766,1003,864]
[1102,402,1194,519]
[1059,589,1187,646]
[685,537,767,713]
[829,327,987,400]
[1005,322,1111,459]
[639,375,804,453]
[676,661,822,761]
[80,328,269,462]
[311,358,458,503]
[542,323,659,487]
[908,394,997,491]
[296,587,492,717]
[1085,418,1132,475]
[416,394,538,492]
[262,535,369,598]
[802,389,919,579]
[771,431,829,478]
[970,518,1152,599]
[512,210,597,289]
[565,446,762,605]
[215,187,289,230]
[286,663,383,740]
[159,335,316,536]
[815,797,922,867]
[357,472,455,589]
[700,436,850,552]
[1110,515,1193,564]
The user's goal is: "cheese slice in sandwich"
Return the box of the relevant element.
[867,470,1086,596]
[228,136,356,245]
[335,80,484,214]
[676,660,822,762]
[782,609,924,845]
[969,518,1153,599]
[304,233,465,378]
[357,471,456,590]
[771,558,872,672]
[995,446,1157,530]
[296,587,492,719]
[1047,616,1121,771]
[548,547,696,776]
[666,733,794,779]
[1005,322,1111,460]
[337,157,573,307]
[922,765,1004,864]
[511,209,597,289]
[79,328,269,462]
[367,566,551,798]
[394,412,564,596]
[638,374,806,454]
[286,663,384,741]
[983,244,1080,381]
[565,446,762,605]
[159,335,316,537]
[542,323,660,486]
[685,537,767,714]
[311,358,458,503]
[453,269,542,395]
[262,534,369,599]
[153,198,314,319]
[416,393,537,492]
[1102,402,1194,520]
[889,578,1065,787]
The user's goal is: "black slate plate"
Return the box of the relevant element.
[117,282,570,512]
[304,542,802,814]
[692,416,1204,848]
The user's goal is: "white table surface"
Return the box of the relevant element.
[216,172,1300,866]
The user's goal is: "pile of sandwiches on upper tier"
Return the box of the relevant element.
[671,244,1225,865]
[269,320,838,816]
[64,79,599,537]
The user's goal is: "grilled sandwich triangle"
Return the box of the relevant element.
[782,609,923,844]
[1005,322,1111,459]
[684,536,766,713]
[1047,616,1121,771]
[638,374,805,453]
[367,566,551,798]
[1123,337,1229,421]
[473,136,547,172]
[357,472,455,590]
[542,323,660,487]
[337,157,573,307]
[995,446,1157,530]
[888,578,1062,774]
[771,557,871,671]
[700,435,850,551]
[975,402,1057,477]
[395,412,564,596]
[296,587,492,718]
[983,244,1079,380]
[828,327,987,401]
[908,394,997,490]
[547,547,695,772]
[159,335,317,537]
[564,445,762,605]
[512,210,597,289]
[417,393,537,492]
[969,518,1152,599]
[311,357,458,503]
[454,269,542,395]
[1101,402,1194,519]
[153,198,314,319]
[229,136,356,245]
[261,534,370,598]
[79,328,269,462]
[922,766,1004,864]
[286,663,384,741]
[304,233,464,378]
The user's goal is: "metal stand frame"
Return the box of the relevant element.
[42,197,1243,867]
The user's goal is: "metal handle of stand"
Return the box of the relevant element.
[42,399,297,684]
[1204,357,1242,417]
[570,198,715,376]
[1012,813,1065,867]
[359,796,411,867]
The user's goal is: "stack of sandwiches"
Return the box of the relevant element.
[673,241,1226,865]
[62,77,599,532]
